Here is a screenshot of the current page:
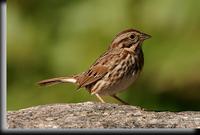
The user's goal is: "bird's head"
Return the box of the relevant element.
[109,29,151,50]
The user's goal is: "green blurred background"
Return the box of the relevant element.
[7,0,200,111]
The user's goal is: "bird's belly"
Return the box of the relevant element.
[95,71,140,96]
[89,53,143,96]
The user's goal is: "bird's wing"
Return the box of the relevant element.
[76,65,108,88]
[76,49,123,89]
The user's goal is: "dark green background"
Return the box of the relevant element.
[7,0,200,111]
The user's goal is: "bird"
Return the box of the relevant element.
[37,28,151,105]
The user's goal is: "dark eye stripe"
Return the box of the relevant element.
[126,43,132,48]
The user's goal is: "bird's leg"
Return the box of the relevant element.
[95,94,105,103]
[111,95,129,105]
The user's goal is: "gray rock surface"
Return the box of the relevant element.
[7,102,200,128]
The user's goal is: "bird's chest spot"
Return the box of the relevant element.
[88,53,142,95]
[105,55,139,92]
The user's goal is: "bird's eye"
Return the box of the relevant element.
[129,34,135,39]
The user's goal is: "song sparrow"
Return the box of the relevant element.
[38,29,151,104]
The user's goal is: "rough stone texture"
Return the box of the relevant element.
[7,102,200,128]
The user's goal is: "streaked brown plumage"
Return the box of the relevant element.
[38,28,151,104]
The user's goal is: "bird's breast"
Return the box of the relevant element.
[90,52,143,95]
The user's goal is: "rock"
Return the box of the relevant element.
[7,102,200,128]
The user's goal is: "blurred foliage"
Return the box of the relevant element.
[7,0,200,111]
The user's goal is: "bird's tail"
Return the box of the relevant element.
[37,76,77,86]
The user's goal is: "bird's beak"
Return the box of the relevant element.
[140,32,151,40]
